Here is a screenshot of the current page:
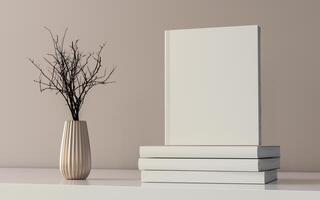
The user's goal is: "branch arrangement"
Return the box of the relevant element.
[29,28,116,120]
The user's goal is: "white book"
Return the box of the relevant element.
[165,25,261,146]
[138,158,280,171]
[141,170,277,184]
[140,146,280,158]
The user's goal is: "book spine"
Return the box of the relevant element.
[140,147,258,158]
[141,170,277,184]
[138,158,280,171]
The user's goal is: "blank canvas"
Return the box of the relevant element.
[165,25,260,145]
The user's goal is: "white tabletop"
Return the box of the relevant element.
[0,168,320,200]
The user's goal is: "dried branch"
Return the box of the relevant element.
[29,27,116,120]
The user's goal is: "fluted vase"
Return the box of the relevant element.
[60,120,91,180]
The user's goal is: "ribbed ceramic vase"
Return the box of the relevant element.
[60,120,91,180]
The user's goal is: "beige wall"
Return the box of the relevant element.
[0,0,319,171]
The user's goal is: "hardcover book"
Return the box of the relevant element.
[165,25,261,145]
[138,158,280,171]
[140,146,280,158]
[141,170,277,184]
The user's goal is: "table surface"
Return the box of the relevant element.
[0,168,320,191]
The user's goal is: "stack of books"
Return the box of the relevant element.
[139,146,280,184]
[138,26,281,184]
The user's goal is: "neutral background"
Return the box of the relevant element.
[0,0,319,171]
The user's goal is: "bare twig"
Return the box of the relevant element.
[29,27,116,120]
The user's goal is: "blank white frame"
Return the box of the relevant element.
[165,25,261,145]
